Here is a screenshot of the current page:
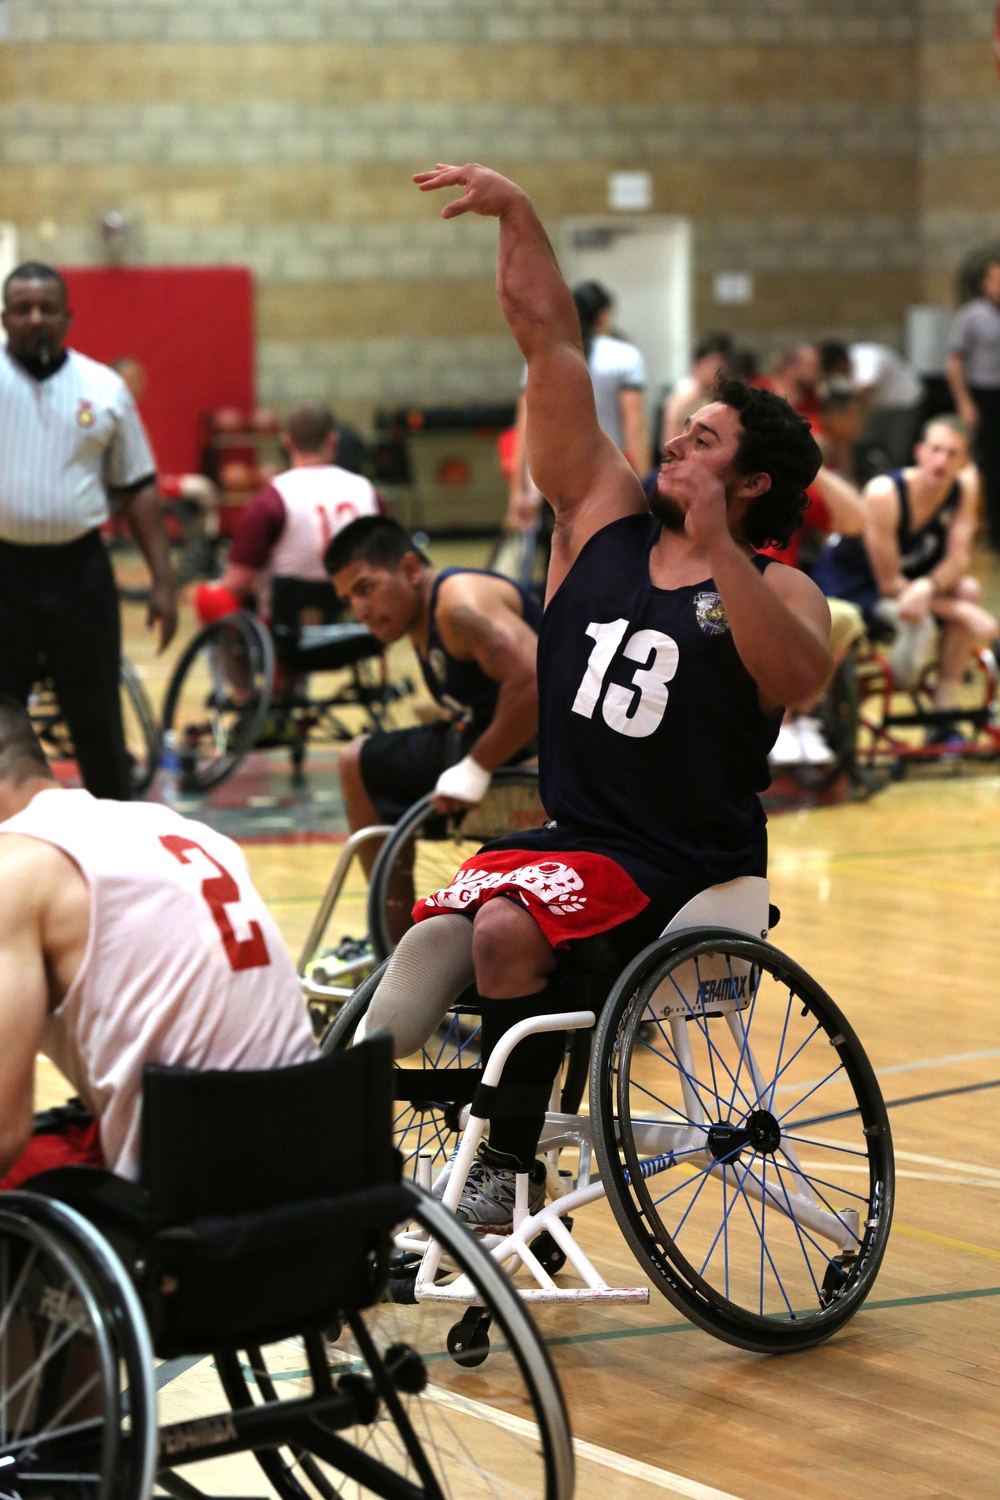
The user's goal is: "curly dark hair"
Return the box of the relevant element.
[714,376,822,549]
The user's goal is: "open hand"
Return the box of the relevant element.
[413,163,525,220]
[147,579,178,652]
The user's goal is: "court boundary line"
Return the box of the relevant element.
[423,1384,750,1500]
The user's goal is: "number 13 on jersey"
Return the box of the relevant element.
[571,618,679,738]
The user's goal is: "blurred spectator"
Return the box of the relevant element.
[764,383,867,768]
[947,256,1000,551]
[660,332,734,445]
[765,343,822,420]
[506,279,651,530]
[813,416,998,739]
[112,356,219,518]
[821,340,923,471]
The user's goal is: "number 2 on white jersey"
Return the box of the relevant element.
[571,619,679,738]
[160,834,271,972]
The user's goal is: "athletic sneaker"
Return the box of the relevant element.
[794,715,836,766]
[439,1144,546,1230]
[768,720,805,767]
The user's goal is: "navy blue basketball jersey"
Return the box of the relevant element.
[418,568,543,727]
[812,469,962,620]
[538,514,780,891]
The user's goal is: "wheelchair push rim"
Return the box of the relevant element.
[160,612,275,792]
[591,929,894,1353]
[0,1207,128,1500]
[366,766,546,962]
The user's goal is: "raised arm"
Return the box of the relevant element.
[415,164,644,582]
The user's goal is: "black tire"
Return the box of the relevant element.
[215,1185,573,1500]
[0,1195,158,1500]
[160,612,275,791]
[591,929,894,1353]
[790,656,861,793]
[27,660,159,798]
[114,498,215,603]
[366,766,546,961]
[119,657,160,796]
[321,959,483,1186]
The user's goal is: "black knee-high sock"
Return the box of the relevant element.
[477,989,566,1171]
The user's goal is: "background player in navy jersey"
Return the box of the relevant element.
[326,516,541,935]
[363,163,834,1230]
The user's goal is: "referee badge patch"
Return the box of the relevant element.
[694,590,729,636]
[76,399,96,428]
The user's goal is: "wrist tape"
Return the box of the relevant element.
[434,754,492,804]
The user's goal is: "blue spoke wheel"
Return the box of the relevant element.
[591,929,894,1352]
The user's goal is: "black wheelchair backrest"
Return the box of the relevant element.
[270,575,344,631]
[141,1031,397,1228]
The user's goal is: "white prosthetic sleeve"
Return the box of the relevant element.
[362,914,475,1057]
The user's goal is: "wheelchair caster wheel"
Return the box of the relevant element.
[819,1253,857,1308]
[447,1307,491,1367]
[533,1220,572,1274]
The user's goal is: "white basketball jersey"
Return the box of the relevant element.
[0,789,318,1179]
[269,465,380,582]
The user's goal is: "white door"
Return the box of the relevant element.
[559,216,692,409]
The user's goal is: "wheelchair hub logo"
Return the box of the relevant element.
[694,591,729,636]
[697,973,748,1008]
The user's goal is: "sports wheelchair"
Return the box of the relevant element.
[781,632,1000,797]
[299,766,547,1027]
[0,1035,572,1500]
[161,578,410,792]
[323,877,895,1357]
[853,636,1000,777]
[30,656,160,797]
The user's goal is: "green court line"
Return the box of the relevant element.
[156,1285,1000,1391]
[539,1283,1000,1350]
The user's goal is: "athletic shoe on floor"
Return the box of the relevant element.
[768,721,805,767]
[444,1144,546,1230]
[794,715,836,766]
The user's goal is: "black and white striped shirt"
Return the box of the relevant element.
[0,348,156,545]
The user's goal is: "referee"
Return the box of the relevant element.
[0,262,177,799]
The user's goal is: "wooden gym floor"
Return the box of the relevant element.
[30,540,1000,1499]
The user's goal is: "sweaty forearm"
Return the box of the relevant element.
[496,194,580,359]
[468,674,538,771]
[709,539,832,707]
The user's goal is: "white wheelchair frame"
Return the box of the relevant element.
[394,876,862,1310]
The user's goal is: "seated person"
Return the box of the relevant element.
[812,416,998,737]
[326,515,542,856]
[0,698,318,1187]
[196,404,381,627]
[361,163,833,1229]
[762,383,868,767]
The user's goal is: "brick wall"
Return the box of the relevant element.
[2,0,998,421]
